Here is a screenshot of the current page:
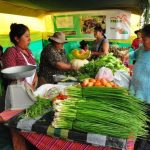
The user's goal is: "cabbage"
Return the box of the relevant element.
[71,59,89,70]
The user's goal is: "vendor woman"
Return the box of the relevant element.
[2,23,38,90]
[91,26,109,59]
[38,32,76,85]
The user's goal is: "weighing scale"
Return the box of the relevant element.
[1,65,36,110]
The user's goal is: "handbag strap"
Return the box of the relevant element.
[97,39,105,52]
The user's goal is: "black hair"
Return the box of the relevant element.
[80,40,88,49]
[0,45,3,55]
[142,24,150,37]
[134,29,141,34]
[48,38,54,43]
[0,45,3,52]
[94,26,103,32]
[94,25,106,39]
[9,23,29,45]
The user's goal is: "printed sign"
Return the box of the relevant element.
[106,11,131,39]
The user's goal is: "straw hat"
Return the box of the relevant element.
[48,32,68,43]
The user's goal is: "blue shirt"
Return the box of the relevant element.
[130,47,150,103]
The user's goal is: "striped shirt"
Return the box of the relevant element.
[2,46,35,69]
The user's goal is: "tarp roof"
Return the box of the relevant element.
[0,0,148,17]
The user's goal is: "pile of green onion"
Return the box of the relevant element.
[52,86,149,139]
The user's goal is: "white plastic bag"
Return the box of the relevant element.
[95,67,114,81]
[34,84,66,97]
[114,70,131,88]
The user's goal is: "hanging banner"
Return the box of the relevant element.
[106,11,131,39]
[53,10,131,39]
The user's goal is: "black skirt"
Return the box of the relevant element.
[134,104,150,150]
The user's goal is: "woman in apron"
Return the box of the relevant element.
[2,23,38,90]
[1,23,38,150]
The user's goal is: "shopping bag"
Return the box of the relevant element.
[114,70,130,88]
[95,67,114,81]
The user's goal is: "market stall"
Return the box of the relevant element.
[1,110,128,150]
[0,52,149,150]
[0,1,150,150]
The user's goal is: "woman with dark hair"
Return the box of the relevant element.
[2,23,38,89]
[128,24,150,149]
[91,26,109,59]
[39,32,76,85]
[80,40,89,51]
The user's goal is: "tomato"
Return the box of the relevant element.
[89,78,96,83]
[82,79,89,87]
[101,79,108,86]
[109,82,115,86]
[114,84,119,88]
[105,83,112,87]
[81,82,87,87]
[55,94,68,100]
[96,79,101,82]
[87,82,94,87]
[94,81,102,87]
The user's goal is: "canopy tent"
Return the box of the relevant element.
[0,0,149,17]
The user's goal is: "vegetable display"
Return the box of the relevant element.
[24,96,52,118]
[67,53,128,80]
[43,87,60,99]
[71,59,89,70]
[81,78,119,88]
[72,49,91,60]
[70,49,91,70]
[80,53,128,76]
[109,45,129,58]
[52,86,149,139]
[23,87,68,118]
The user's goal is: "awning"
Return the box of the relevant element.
[0,0,149,17]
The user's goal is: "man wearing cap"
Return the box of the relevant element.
[38,32,75,85]
[131,29,142,50]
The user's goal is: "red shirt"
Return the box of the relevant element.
[2,46,36,69]
[131,38,142,50]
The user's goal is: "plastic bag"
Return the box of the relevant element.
[95,67,114,81]
[34,84,66,97]
[114,70,131,88]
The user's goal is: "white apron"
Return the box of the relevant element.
[20,51,36,85]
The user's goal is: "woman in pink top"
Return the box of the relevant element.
[2,23,38,89]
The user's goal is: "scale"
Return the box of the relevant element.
[1,65,36,110]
